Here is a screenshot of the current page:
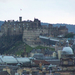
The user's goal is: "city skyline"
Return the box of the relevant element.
[0,0,75,25]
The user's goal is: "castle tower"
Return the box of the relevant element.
[19,17,22,22]
[19,9,22,22]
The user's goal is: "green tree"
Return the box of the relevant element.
[64,33,74,38]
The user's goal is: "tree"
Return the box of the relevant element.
[64,33,74,38]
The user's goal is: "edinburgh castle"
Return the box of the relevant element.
[0,17,68,46]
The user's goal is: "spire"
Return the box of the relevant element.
[66,39,69,47]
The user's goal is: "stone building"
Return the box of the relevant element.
[48,24,59,37]
[1,17,41,36]
[1,17,68,37]
[1,17,68,46]
[54,47,75,75]
[22,28,48,46]
[58,25,68,35]
[48,24,68,37]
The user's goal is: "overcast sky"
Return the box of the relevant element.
[0,0,75,24]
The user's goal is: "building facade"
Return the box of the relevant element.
[1,17,41,36]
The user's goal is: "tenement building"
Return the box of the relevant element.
[54,47,75,75]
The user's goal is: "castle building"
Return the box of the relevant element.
[48,24,59,37]
[58,25,68,35]
[1,17,68,37]
[1,17,41,36]
[0,17,69,46]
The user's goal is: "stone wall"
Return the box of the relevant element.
[23,28,48,46]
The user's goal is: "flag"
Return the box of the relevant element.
[20,9,22,11]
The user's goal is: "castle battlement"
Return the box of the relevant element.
[1,17,42,36]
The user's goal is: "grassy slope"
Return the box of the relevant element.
[5,43,55,56]
[0,35,55,55]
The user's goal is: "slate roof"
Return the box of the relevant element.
[33,60,50,65]
[31,49,54,55]
[46,60,60,65]
[54,73,60,75]
[0,71,10,75]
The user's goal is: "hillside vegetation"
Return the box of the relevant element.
[0,35,55,56]
[0,34,23,54]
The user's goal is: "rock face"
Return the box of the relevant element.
[22,29,48,46]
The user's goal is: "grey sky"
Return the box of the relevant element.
[0,0,75,24]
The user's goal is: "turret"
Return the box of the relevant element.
[19,16,22,22]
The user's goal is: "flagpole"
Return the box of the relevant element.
[20,9,22,16]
